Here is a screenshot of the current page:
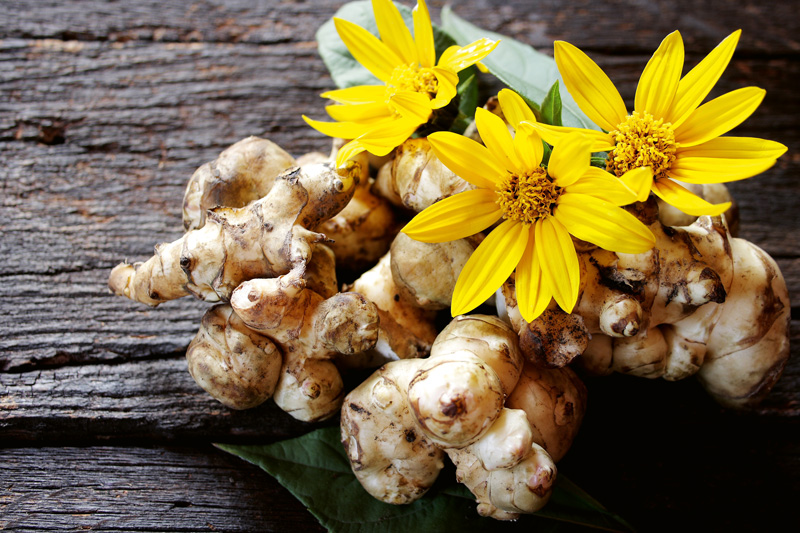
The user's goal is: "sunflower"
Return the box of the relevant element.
[303,0,497,168]
[525,31,787,216]
[402,90,655,322]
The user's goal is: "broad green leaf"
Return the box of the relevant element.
[541,81,564,127]
[217,426,634,533]
[441,7,599,130]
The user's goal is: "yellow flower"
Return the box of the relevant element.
[402,90,656,322]
[525,31,787,216]
[303,0,498,168]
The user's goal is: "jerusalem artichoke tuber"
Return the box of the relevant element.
[109,162,359,306]
[186,304,282,410]
[499,198,789,407]
[340,315,582,520]
[231,270,380,422]
[182,136,296,231]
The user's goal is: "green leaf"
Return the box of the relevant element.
[440,7,598,130]
[541,81,564,127]
[316,1,456,89]
[217,427,634,533]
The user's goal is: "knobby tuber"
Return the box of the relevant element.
[109,161,358,306]
[231,270,380,422]
[346,252,438,362]
[341,315,586,520]
[186,304,282,410]
[499,198,789,408]
[182,136,296,231]
[374,138,476,213]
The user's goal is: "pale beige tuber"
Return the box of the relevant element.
[346,252,438,362]
[109,162,358,306]
[231,270,380,422]
[186,304,282,410]
[341,315,586,520]
[500,199,789,408]
[182,136,296,231]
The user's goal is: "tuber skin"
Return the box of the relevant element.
[341,315,570,520]
[346,252,438,362]
[230,271,379,422]
[186,304,282,410]
[506,362,588,463]
[317,146,401,270]
[182,136,296,231]
[389,233,478,310]
[500,198,789,407]
[340,359,446,505]
[183,243,338,411]
[109,162,359,306]
[373,138,475,212]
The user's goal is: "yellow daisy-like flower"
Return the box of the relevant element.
[525,30,787,216]
[402,90,656,322]
[303,0,498,168]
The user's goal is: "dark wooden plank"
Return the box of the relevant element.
[0,358,319,442]
[2,0,798,55]
[0,446,325,532]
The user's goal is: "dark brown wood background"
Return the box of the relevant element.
[1,1,798,531]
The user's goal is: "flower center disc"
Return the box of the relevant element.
[386,64,439,101]
[496,168,561,225]
[607,111,677,180]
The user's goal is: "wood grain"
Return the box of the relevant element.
[0,446,325,532]
[1,0,798,531]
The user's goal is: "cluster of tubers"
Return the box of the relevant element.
[109,119,789,518]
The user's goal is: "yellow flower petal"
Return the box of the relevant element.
[513,126,543,173]
[476,107,523,174]
[428,131,506,190]
[619,166,654,202]
[566,166,643,205]
[326,102,391,122]
[303,115,372,139]
[677,136,788,159]
[669,156,777,184]
[334,17,403,82]
[521,121,615,152]
[667,30,741,128]
[554,40,628,132]
[515,229,552,322]
[335,140,368,168]
[401,189,503,243]
[321,85,387,104]
[437,38,499,73]
[372,0,417,64]
[547,132,593,187]
[413,0,435,68]
[555,193,656,254]
[388,90,432,123]
[651,178,731,216]
[634,31,684,119]
[498,88,536,127]
[452,219,529,316]
[673,86,765,148]
[535,217,580,313]
[356,116,421,156]
[430,67,459,109]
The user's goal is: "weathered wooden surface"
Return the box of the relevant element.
[1,0,798,531]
